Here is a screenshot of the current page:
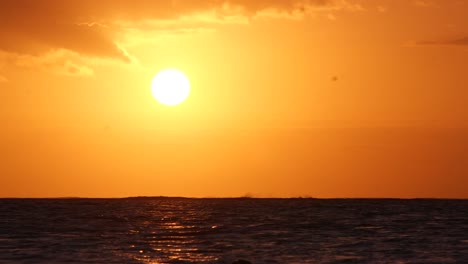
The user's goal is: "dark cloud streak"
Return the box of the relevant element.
[449,37,468,46]
[418,36,468,46]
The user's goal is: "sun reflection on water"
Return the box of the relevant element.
[123,204,219,264]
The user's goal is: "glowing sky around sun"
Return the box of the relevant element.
[1,0,467,198]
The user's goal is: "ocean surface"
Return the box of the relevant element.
[0,198,467,264]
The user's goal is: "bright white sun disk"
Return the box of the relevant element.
[151,69,190,106]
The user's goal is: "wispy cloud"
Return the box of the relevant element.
[412,0,437,7]
[377,5,388,13]
[444,37,468,46]
[2,50,94,77]
[418,36,468,46]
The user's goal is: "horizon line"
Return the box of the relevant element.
[1,196,467,200]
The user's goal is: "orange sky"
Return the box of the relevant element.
[1,0,467,198]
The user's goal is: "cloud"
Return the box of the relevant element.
[0,0,363,75]
[418,36,468,46]
[446,37,468,46]
[0,11,130,62]
[377,6,388,13]
[2,50,94,77]
[412,0,437,7]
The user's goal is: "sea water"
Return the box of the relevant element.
[0,198,467,263]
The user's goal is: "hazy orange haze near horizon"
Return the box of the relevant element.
[1,0,467,198]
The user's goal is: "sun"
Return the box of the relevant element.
[151,69,190,106]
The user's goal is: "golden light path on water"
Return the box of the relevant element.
[121,207,221,263]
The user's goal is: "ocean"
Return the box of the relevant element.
[0,198,467,263]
